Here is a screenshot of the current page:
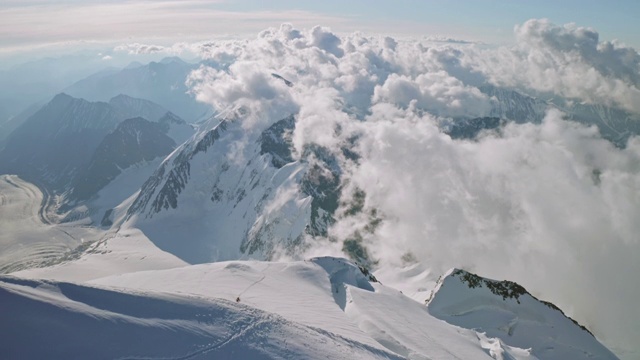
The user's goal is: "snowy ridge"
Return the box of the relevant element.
[6,256,546,359]
[108,94,169,125]
[0,274,400,359]
[480,85,640,147]
[481,85,548,124]
[120,114,339,263]
[0,93,177,192]
[8,228,617,359]
[427,268,617,359]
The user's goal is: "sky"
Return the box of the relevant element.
[1,0,640,60]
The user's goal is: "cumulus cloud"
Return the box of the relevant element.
[186,21,640,356]
[372,72,492,117]
[187,61,298,128]
[342,109,640,351]
[117,43,165,54]
[471,19,640,113]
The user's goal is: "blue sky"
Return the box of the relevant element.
[1,0,639,58]
[219,0,640,45]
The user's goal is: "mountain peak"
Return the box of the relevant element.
[427,268,616,359]
[124,61,144,70]
[158,111,186,125]
[50,92,75,104]
[108,93,137,104]
[159,56,187,65]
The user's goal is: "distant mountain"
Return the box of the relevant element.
[0,55,120,133]
[65,57,213,122]
[0,93,190,195]
[479,85,640,147]
[108,94,169,123]
[480,84,548,124]
[0,93,124,188]
[564,102,640,147]
[0,101,44,146]
[69,117,176,202]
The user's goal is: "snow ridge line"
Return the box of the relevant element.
[237,264,270,299]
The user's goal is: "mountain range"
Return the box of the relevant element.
[0,56,635,359]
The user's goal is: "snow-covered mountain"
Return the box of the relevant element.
[0,93,188,186]
[0,82,631,359]
[119,113,338,263]
[69,117,176,202]
[427,268,617,359]
[480,85,640,147]
[4,252,617,359]
[0,93,126,189]
[104,81,640,267]
[65,57,213,122]
[0,101,626,360]
[0,93,195,226]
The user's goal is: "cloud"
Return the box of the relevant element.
[470,19,640,113]
[343,108,640,352]
[114,43,168,55]
[186,22,640,356]
[372,72,492,117]
[0,1,352,52]
[310,26,344,58]
[187,60,298,130]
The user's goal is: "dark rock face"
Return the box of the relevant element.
[259,115,295,168]
[444,117,503,140]
[271,73,294,87]
[260,116,342,237]
[453,269,527,302]
[450,268,593,336]
[299,145,341,238]
[127,120,229,217]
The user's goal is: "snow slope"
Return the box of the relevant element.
[14,253,617,359]
[12,227,186,282]
[0,274,400,360]
[6,257,515,359]
[121,114,337,263]
[427,269,617,360]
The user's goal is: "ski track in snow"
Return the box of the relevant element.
[237,263,270,299]
[116,318,266,360]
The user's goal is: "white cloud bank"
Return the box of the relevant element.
[187,21,640,357]
[471,19,640,112]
